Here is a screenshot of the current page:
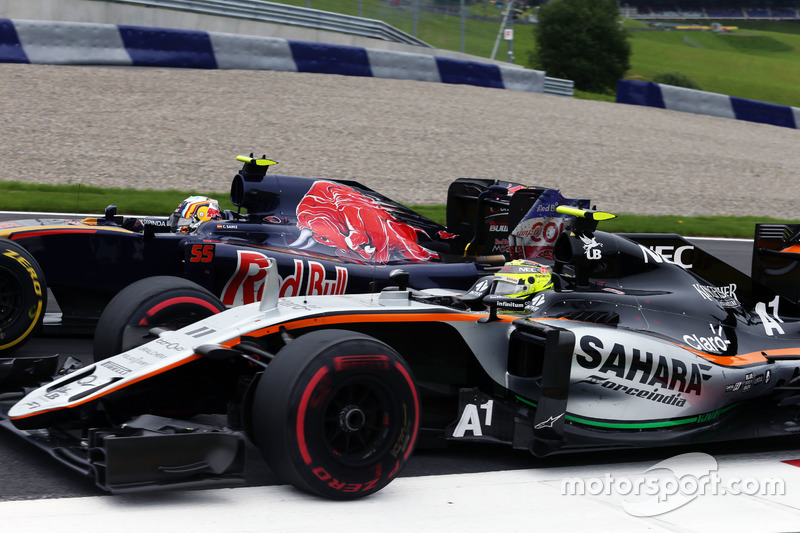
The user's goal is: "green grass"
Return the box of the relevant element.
[17,4,796,237]
[2,182,794,238]
[0,182,233,216]
[624,25,800,107]
[703,20,800,35]
[408,208,800,238]
[271,3,800,107]
[273,0,537,61]
[572,89,616,102]
[597,214,800,237]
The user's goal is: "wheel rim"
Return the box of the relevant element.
[0,267,24,327]
[321,376,397,468]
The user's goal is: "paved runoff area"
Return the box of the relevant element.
[4,447,800,532]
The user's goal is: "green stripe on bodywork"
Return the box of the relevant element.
[516,395,537,408]
[565,414,698,429]
[514,395,742,430]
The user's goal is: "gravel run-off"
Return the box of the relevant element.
[2,63,799,217]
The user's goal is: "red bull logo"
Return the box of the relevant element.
[488,221,508,233]
[293,181,437,263]
[221,252,348,305]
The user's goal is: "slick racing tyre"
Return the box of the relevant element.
[93,276,225,362]
[251,329,420,500]
[0,238,46,354]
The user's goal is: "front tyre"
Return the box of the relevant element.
[0,238,46,354]
[92,276,225,361]
[251,329,419,500]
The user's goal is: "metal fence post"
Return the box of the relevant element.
[460,0,465,54]
[491,0,513,60]
[508,12,514,63]
[413,0,419,38]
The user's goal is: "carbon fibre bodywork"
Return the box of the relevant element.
[4,215,800,497]
[0,157,530,350]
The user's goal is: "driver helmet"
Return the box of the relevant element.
[491,259,553,299]
[169,196,222,233]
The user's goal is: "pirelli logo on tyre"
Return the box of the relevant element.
[0,243,46,352]
[3,249,43,298]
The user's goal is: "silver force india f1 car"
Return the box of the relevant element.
[3,206,800,500]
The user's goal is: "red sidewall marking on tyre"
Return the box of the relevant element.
[389,460,401,479]
[138,296,221,325]
[333,354,390,371]
[393,361,420,460]
[297,365,330,465]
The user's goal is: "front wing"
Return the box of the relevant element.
[0,403,246,493]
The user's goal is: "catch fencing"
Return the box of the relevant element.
[0,0,574,96]
[103,0,533,60]
[95,0,572,95]
[106,0,432,46]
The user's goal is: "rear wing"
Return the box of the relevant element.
[752,223,800,304]
[446,178,542,257]
[445,178,588,259]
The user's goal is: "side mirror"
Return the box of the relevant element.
[388,269,410,291]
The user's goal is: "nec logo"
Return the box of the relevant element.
[638,244,693,269]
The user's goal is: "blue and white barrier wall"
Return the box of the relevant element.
[0,18,546,93]
[617,79,800,130]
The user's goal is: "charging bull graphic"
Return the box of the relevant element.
[291,181,438,263]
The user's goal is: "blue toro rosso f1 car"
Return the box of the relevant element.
[4,202,800,500]
[0,155,559,358]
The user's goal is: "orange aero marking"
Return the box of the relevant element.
[9,228,99,239]
[680,345,770,366]
[11,312,506,422]
[248,311,514,338]
[8,354,203,423]
[1,225,133,240]
[693,347,800,366]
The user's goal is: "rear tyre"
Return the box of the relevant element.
[251,329,419,500]
[92,276,225,361]
[0,238,46,354]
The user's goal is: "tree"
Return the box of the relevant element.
[530,0,631,93]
